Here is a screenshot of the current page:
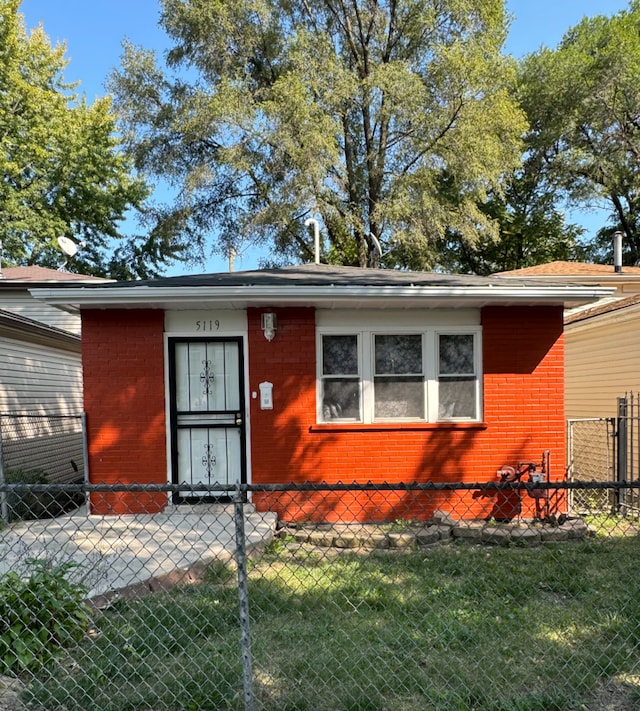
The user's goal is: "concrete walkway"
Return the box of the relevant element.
[0,504,277,604]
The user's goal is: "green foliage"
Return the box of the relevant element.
[3,467,83,522]
[517,1,640,265]
[437,172,588,274]
[109,0,526,269]
[0,558,90,675]
[3,467,47,522]
[0,0,176,278]
[202,558,234,585]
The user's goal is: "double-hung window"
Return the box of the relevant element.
[318,323,481,424]
[438,334,477,419]
[374,334,424,419]
[321,335,361,421]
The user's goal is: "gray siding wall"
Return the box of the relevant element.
[0,336,83,414]
[1,292,80,334]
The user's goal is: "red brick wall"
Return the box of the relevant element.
[248,305,565,522]
[81,304,565,520]
[82,309,166,514]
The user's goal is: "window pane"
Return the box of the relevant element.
[322,379,360,420]
[375,335,422,374]
[323,335,358,375]
[374,377,424,418]
[439,377,476,419]
[439,334,474,375]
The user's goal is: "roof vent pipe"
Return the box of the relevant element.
[613,231,623,273]
[304,218,321,265]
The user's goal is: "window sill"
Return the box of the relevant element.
[309,421,488,433]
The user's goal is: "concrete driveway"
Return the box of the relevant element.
[0,504,277,604]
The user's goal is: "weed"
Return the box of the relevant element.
[202,558,234,585]
[0,558,90,675]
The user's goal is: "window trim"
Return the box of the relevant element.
[317,326,482,424]
[434,330,482,422]
[319,333,363,422]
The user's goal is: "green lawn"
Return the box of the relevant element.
[24,525,640,710]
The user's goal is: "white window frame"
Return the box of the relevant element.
[319,332,363,422]
[317,325,482,424]
[434,330,482,422]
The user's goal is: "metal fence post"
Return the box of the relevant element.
[0,415,7,524]
[234,482,254,710]
[81,413,90,484]
[617,396,628,511]
[566,420,574,513]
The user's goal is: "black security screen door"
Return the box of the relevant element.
[168,338,246,502]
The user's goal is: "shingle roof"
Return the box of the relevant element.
[496,261,640,277]
[106,263,556,289]
[565,293,640,325]
[0,266,106,283]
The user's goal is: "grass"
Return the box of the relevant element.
[23,521,640,710]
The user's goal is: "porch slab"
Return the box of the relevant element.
[0,504,277,604]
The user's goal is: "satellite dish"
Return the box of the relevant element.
[57,236,78,257]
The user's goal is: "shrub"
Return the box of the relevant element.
[0,559,90,675]
[3,467,47,522]
[3,468,84,522]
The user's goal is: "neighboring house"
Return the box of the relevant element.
[31,265,610,521]
[497,261,640,419]
[0,308,82,416]
[0,265,96,336]
[0,266,105,484]
[0,266,106,412]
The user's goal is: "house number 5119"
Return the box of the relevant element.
[195,320,220,331]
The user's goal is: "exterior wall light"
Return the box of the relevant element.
[261,312,277,341]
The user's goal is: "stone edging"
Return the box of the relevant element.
[277,517,590,549]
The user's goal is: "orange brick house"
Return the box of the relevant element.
[31,265,610,522]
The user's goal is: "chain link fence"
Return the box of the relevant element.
[1,481,640,711]
[0,413,86,524]
[567,418,614,514]
[0,412,86,485]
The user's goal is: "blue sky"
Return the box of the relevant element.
[17,0,631,273]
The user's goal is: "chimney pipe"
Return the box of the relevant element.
[613,231,623,273]
[304,218,321,265]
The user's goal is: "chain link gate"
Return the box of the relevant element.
[615,393,640,515]
[567,417,615,514]
[568,393,640,517]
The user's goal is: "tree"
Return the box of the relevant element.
[109,0,526,269]
[517,1,640,266]
[0,0,160,278]
[437,153,586,275]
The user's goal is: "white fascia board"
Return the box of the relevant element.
[30,284,615,309]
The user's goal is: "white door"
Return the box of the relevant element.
[169,338,246,502]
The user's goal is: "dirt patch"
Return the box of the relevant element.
[587,674,640,711]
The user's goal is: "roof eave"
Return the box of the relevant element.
[30,284,615,310]
[0,311,81,352]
